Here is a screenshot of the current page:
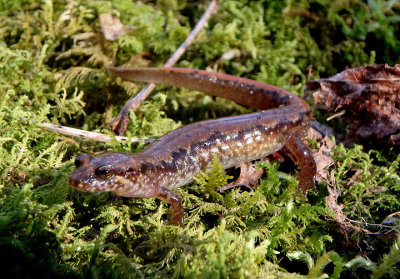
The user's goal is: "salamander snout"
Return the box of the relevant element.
[69,153,101,191]
[69,152,158,197]
[70,154,88,189]
[69,152,143,194]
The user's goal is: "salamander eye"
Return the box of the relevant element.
[75,154,90,168]
[96,165,113,179]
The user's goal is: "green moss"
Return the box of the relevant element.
[334,144,400,220]
[1,0,400,278]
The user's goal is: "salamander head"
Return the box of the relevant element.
[69,153,157,198]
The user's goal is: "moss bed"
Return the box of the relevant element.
[1,0,400,278]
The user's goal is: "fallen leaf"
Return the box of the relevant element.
[314,136,335,183]
[99,13,135,41]
[307,64,400,145]
[218,162,264,192]
[305,126,335,184]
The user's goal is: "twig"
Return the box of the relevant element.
[35,1,217,144]
[347,219,400,231]
[326,110,345,121]
[37,121,154,144]
[108,0,218,136]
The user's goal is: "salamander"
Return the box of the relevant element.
[69,67,316,227]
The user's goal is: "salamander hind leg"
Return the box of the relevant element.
[155,187,185,227]
[285,137,317,195]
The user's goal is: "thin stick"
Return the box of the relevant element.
[326,110,345,121]
[38,121,154,144]
[163,0,218,67]
[108,0,218,135]
[37,1,217,144]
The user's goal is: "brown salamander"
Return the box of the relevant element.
[69,67,316,227]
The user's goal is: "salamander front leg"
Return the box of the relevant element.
[285,137,317,194]
[155,187,185,227]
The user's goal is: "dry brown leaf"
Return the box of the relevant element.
[307,64,400,145]
[314,136,335,183]
[99,13,135,41]
[305,127,335,184]
[218,162,264,192]
[325,183,369,243]
[325,174,399,241]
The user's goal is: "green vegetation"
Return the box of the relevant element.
[1,0,400,278]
